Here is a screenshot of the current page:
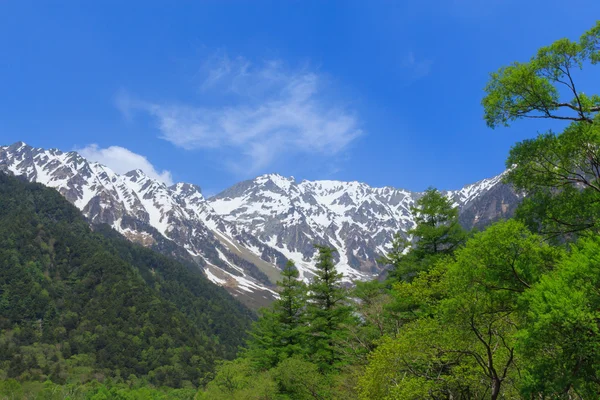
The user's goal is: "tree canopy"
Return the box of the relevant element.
[483,21,600,238]
[0,173,253,388]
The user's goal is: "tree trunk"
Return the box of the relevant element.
[490,377,501,400]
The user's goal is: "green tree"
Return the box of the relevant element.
[274,260,307,342]
[517,235,600,398]
[199,358,278,400]
[410,188,466,257]
[245,260,308,369]
[383,188,466,282]
[273,357,332,400]
[482,21,600,237]
[306,246,354,372]
[360,221,560,400]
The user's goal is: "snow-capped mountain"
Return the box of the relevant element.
[0,142,521,305]
[208,172,520,281]
[0,142,279,308]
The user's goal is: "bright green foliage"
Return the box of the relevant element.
[0,378,197,399]
[508,120,600,236]
[244,260,308,369]
[0,173,252,387]
[437,221,560,400]
[200,357,334,400]
[306,246,355,372]
[388,255,449,324]
[359,318,479,400]
[483,22,600,128]
[517,235,600,398]
[483,21,600,237]
[273,357,332,399]
[199,358,278,400]
[344,280,398,363]
[384,188,466,282]
[359,221,561,400]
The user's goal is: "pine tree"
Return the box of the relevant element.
[384,187,466,282]
[410,187,466,258]
[306,245,354,372]
[245,260,307,369]
[274,261,307,354]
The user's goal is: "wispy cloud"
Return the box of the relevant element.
[76,144,174,185]
[402,51,433,82]
[117,55,363,174]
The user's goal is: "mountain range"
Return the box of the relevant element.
[0,142,521,307]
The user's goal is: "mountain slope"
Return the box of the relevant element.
[0,173,253,386]
[208,173,521,281]
[0,142,521,291]
[0,142,278,307]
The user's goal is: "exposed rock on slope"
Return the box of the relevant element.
[0,142,521,300]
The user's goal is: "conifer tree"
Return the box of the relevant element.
[384,187,466,282]
[245,260,307,369]
[306,245,354,372]
[410,187,466,257]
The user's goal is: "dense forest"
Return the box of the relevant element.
[0,173,253,398]
[1,21,600,400]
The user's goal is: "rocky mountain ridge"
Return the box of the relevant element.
[0,142,521,305]
[208,171,518,281]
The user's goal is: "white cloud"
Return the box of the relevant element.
[117,55,363,174]
[76,144,174,185]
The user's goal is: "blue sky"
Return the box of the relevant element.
[1,1,598,196]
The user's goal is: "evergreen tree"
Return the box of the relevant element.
[306,246,354,372]
[384,187,466,282]
[245,260,307,369]
[410,187,466,257]
[274,260,307,331]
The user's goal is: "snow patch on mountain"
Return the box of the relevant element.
[0,142,519,301]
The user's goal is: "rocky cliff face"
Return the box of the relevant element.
[0,142,521,305]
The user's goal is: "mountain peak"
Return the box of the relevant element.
[124,169,148,181]
[6,141,30,152]
[255,173,296,192]
[171,182,204,199]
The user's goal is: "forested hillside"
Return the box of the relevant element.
[0,173,253,394]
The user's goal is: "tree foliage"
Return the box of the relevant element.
[360,220,561,399]
[518,235,600,398]
[244,260,307,370]
[383,187,466,282]
[0,173,253,388]
[483,21,600,238]
[306,246,355,372]
[483,22,600,128]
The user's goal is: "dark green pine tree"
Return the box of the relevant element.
[410,187,466,257]
[384,187,467,282]
[244,260,307,369]
[306,245,354,372]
